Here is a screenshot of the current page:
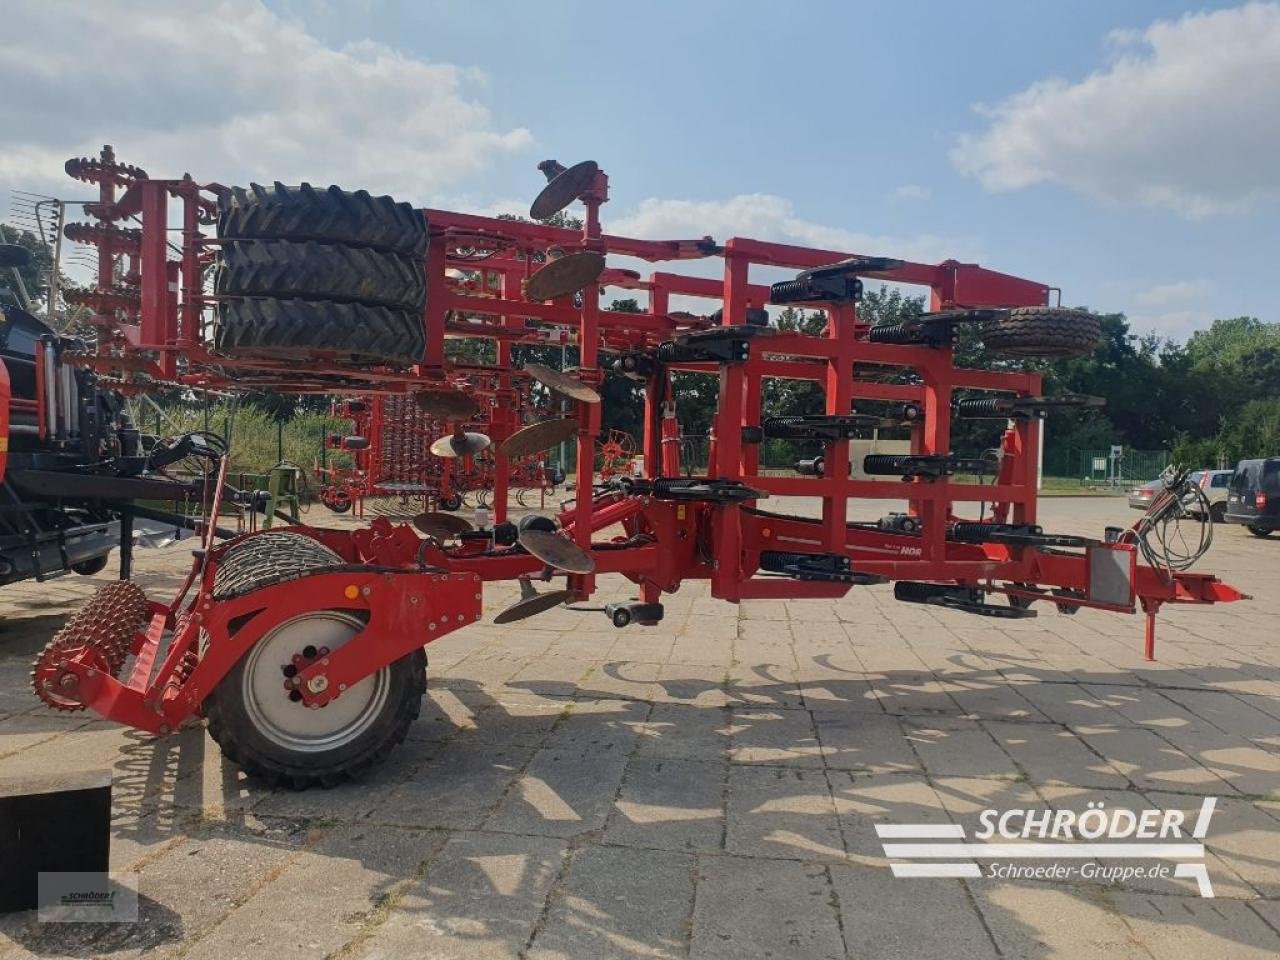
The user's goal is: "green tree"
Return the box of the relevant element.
[0,224,54,307]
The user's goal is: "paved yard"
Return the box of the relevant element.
[0,497,1277,959]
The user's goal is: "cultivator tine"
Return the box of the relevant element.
[530,159,599,220]
[518,528,596,574]
[525,251,606,302]
[494,577,572,624]
[30,581,149,711]
[500,418,579,459]
[523,363,601,404]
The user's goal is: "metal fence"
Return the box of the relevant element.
[1043,447,1170,486]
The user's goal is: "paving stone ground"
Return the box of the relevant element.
[0,496,1277,959]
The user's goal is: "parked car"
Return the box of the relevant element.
[1223,458,1280,537]
[1128,477,1164,510]
[1182,469,1233,522]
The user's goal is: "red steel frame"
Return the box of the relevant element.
[47,150,1247,735]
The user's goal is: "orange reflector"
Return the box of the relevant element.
[762,527,771,538]
[343,584,359,600]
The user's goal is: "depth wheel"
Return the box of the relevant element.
[205,611,425,789]
[71,554,110,576]
[324,491,353,514]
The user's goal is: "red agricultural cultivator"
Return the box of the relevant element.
[32,148,1245,788]
[316,385,562,517]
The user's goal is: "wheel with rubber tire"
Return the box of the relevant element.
[218,182,427,257]
[213,298,425,365]
[980,307,1101,359]
[323,491,353,514]
[1247,524,1274,538]
[1210,502,1226,523]
[215,240,425,312]
[202,531,426,788]
[71,554,110,576]
[205,612,426,789]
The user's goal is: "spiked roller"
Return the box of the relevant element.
[31,582,149,712]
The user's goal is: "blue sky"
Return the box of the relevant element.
[4,1,1276,340]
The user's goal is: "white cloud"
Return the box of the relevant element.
[1128,279,1216,339]
[951,3,1280,218]
[1127,309,1208,341]
[609,194,979,265]
[1133,279,1213,308]
[889,184,931,202]
[0,0,532,202]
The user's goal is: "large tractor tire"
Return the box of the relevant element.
[203,531,427,788]
[213,298,425,366]
[980,307,1101,359]
[218,182,427,258]
[215,239,425,312]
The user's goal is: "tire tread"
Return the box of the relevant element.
[218,182,426,257]
[215,240,425,311]
[981,307,1101,359]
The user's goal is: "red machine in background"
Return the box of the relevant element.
[31,148,1244,789]
[316,385,563,517]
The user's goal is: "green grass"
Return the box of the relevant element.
[146,404,352,477]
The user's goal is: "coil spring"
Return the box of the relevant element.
[951,523,999,541]
[770,279,818,302]
[866,323,913,344]
[953,398,1004,418]
[863,454,911,474]
[951,522,1046,542]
